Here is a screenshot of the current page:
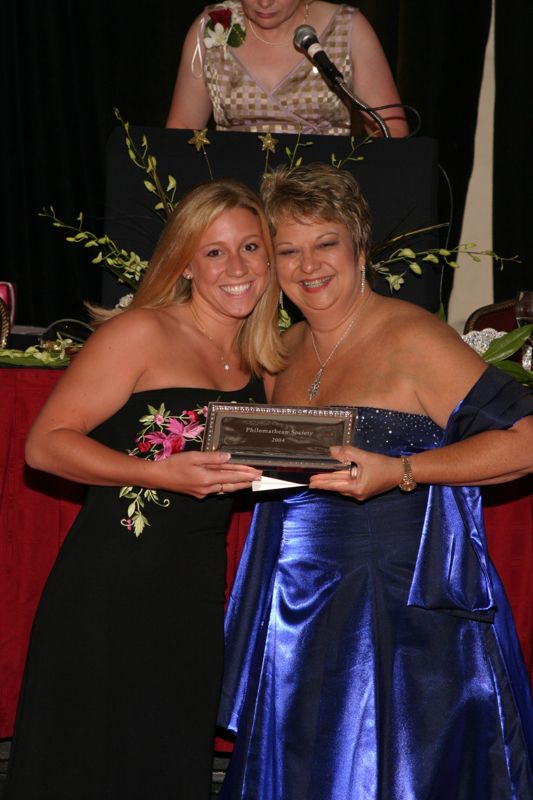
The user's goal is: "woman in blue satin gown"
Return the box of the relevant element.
[218,163,533,799]
[5,180,285,800]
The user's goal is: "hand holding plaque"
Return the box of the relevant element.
[202,402,357,471]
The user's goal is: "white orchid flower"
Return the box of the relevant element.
[204,22,229,49]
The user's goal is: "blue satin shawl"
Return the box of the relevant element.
[408,365,533,619]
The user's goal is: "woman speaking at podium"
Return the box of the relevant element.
[166,1,408,137]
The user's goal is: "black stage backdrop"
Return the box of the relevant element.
[492,1,533,299]
[2,0,529,328]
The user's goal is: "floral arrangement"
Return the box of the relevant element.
[0,335,82,367]
[462,324,533,386]
[204,1,246,49]
[119,402,207,536]
[5,110,529,387]
[34,113,521,307]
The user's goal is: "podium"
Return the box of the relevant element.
[103,128,441,311]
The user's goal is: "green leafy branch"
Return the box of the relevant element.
[39,207,148,290]
[330,135,373,169]
[118,486,170,538]
[284,133,314,170]
[39,110,181,290]
[480,324,533,387]
[371,237,520,293]
[114,108,176,219]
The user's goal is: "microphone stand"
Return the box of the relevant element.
[309,54,391,138]
[334,79,391,139]
[293,25,391,138]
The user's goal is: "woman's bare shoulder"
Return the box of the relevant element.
[310,1,351,28]
[370,293,481,365]
[374,294,442,328]
[97,306,165,336]
[281,320,307,352]
[85,307,173,358]
[370,293,433,322]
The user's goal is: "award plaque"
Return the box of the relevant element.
[202,403,357,470]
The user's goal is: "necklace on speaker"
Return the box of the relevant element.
[248,0,309,46]
[307,288,370,400]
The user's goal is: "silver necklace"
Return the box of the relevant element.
[190,308,236,372]
[307,290,370,400]
[248,1,309,46]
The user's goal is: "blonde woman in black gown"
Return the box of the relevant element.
[5,180,284,800]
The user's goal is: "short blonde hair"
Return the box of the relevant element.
[90,180,285,375]
[261,163,372,259]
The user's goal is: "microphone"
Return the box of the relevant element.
[293,24,391,138]
[293,25,343,85]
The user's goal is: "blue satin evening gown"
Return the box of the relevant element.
[218,368,533,800]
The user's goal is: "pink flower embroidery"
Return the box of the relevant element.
[183,421,205,439]
[120,402,208,536]
[166,417,186,436]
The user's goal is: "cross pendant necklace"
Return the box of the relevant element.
[307,289,369,400]
[308,367,325,401]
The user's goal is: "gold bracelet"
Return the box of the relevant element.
[398,456,417,493]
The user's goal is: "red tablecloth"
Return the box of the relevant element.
[0,368,84,737]
[483,479,533,675]
[1,366,532,742]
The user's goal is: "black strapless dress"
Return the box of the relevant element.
[5,379,264,800]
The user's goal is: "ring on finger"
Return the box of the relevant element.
[350,463,358,479]
[217,483,225,495]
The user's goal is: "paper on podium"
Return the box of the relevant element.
[252,475,307,492]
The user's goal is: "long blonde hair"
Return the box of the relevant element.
[89,179,285,375]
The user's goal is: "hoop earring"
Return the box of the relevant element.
[360,264,366,292]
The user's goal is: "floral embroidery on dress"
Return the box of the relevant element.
[120,403,207,537]
[204,1,246,49]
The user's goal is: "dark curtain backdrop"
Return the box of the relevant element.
[2,1,528,328]
[363,0,532,305]
[358,0,492,310]
[493,0,533,299]
[2,0,206,327]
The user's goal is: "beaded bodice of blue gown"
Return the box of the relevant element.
[5,379,264,800]
[218,371,533,800]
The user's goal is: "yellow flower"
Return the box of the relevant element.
[258,133,279,154]
[188,129,211,151]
